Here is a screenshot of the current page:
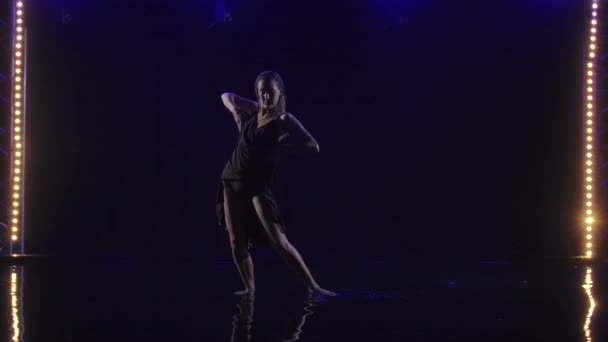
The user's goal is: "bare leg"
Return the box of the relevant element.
[224,188,255,295]
[252,196,336,296]
[273,236,336,296]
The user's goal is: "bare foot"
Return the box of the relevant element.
[308,286,338,297]
[234,289,255,296]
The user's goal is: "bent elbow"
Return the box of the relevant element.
[221,92,233,101]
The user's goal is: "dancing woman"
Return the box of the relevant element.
[216,70,336,297]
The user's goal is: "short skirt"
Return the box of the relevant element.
[215,178,286,249]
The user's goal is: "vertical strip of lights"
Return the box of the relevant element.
[10,0,26,254]
[583,1,599,259]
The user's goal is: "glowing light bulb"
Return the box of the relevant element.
[587,234,592,239]
[586,193,592,198]
[11,227,17,232]
[11,235,17,241]
[587,243,592,248]
[586,217,594,224]
[586,226,592,231]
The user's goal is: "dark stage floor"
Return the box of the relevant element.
[0,254,604,341]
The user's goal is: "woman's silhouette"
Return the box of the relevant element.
[217,70,336,297]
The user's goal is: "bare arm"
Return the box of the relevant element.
[221,92,259,131]
[278,113,320,153]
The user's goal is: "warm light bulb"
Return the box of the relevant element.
[11,235,17,241]
[586,217,594,224]
[587,234,592,239]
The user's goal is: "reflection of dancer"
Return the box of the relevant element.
[229,292,323,342]
[229,295,255,342]
[217,70,335,297]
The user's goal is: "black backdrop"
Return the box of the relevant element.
[22,0,586,257]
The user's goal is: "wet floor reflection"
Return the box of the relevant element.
[9,265,24,342]
[230,291,326,342]
[582,267,595,342]
[0,257,604,341]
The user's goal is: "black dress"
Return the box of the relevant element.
[216,112,286,248]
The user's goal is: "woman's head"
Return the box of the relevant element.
[254,70,287,113]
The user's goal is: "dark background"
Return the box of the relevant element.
[19,0,588,257]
